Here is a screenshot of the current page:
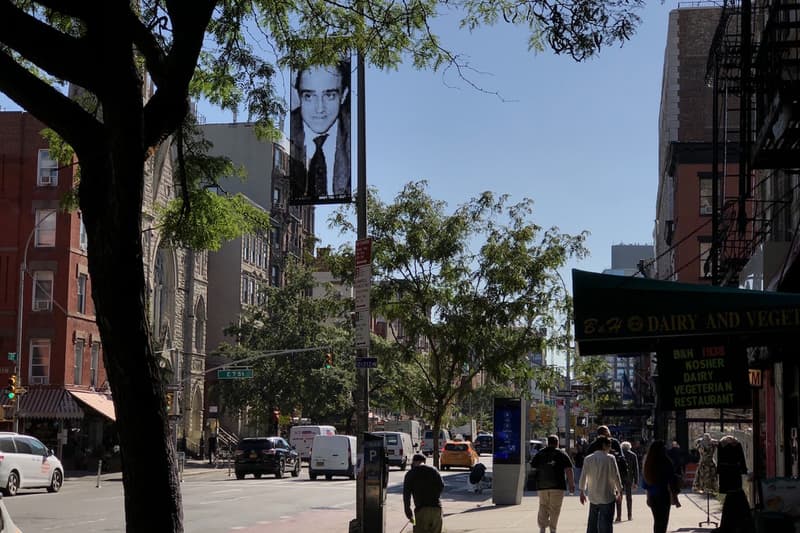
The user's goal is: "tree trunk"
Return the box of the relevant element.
[78,73,182,530]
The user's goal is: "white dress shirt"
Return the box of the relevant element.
[579,450,622,505]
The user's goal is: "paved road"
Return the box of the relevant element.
[1,457,488,532]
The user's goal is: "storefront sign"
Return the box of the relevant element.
[656,344,750,410]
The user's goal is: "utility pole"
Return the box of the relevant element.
[555,272,572,453]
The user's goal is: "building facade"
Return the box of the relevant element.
[0,111,113,468]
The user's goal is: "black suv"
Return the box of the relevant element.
[234,437,300,479]
[474,434,493,455]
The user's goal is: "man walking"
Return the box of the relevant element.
[618,441,640,521]
[579,436,623,533]
[531,435,575,533]
[403,453,445,533]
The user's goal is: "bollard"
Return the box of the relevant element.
[96,459,102,488]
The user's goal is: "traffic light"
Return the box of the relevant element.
[165,392,174,413]
[5,375,17,403]
[325,353,333,369]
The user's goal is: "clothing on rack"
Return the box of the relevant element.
[717,435,747,494]
[693,433,718,494]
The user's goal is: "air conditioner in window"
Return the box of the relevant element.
[32,300,52,311]
[39,171,55,186]
[700,205,713,215]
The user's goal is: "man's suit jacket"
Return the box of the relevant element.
[289,107,351,201]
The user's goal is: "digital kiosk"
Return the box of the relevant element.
[492,397,526,505]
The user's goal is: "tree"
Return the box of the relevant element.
[219,260,356,429]
[0,1,642,530]
[331,181,588,464]
[573,355,621,423]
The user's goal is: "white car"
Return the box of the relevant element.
[0,433,64,496]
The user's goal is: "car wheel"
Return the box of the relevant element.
[47,469,63,493]
[235,472,245,480]
[310,472,317,480]
[3,471,19,496]
[275,459,285,479]
[291,460,300,477]
[254,472,262,479]
[325,474,333,480]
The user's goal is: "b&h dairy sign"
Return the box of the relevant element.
[656,344,750,410]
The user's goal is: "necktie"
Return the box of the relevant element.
[308,134,328,197]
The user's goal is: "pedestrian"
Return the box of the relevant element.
[579,436,623,533]
[587,425,629,517]
[531,434,575,533]
[641,440,681,533]
[618,441,640,521]
[403,453,445,533]
[666,440,685,478]
[207,433,218,465]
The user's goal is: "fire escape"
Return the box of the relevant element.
[707,0,800,287]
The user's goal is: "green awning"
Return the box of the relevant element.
[572,269,800,356]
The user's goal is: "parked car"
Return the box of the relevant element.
[474,434,493,455]
[234,437,300,479]
[0,432,63,496]
[309,435,357,480]
[371,431,414,470]
[440,440,479,470]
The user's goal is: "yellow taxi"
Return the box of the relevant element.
[440,440,480,470]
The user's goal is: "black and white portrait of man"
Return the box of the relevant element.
[289,60,351,204]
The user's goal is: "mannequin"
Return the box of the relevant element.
[714,435,753,533]
[693,433,718,494]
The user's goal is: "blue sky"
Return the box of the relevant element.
[1,0,677,284]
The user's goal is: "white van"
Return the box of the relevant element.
[289,425,336,461]
[371,431,414,470]
[0,432,64,496]
[308,435,357,480]
[421,429,451,456]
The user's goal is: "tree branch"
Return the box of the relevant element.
[0,0,96,90]
[143,0,216,148]
[30,0,90,18]
[0,49,102,155]
[125,8,169,86]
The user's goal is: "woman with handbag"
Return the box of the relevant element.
[641,440,681,533]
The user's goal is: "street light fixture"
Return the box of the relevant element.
[15,209,57,431]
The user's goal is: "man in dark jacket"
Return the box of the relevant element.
[403,453,445,533]
[619,441,640,521]
[531,435,575,533]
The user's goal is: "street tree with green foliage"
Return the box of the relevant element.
[1,0,644,529]
[219,260,356,429]
[330,181,589,465]
[573,355,622,420]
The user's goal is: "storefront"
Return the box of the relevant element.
[12,386,118,471]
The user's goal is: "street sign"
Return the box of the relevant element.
[6,352,15,361]
[217,368,254,379]
[555,390,578,398]
[355,357,378,369]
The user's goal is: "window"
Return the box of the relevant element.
[79,217,88,251]
[90,342,100,387]
[270,265,280,286]
[37,149,58,186]
[13,438,32,455]
[35,209,56,247]
[699,240,712,278]
[273,187,281,206]
[32,271,53,311]
[77,273,87,313]
[74,339,85,385]
[699,174,713,215]
[241,274,248,303]
[29,339,51,385]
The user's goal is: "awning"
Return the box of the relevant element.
[68,390,116,422]
[572,269,800,356]
[16,388,84,420]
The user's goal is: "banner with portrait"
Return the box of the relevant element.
[289,59,352,205]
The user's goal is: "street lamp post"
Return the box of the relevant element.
[15,210,57,431]
[555,272,572,454]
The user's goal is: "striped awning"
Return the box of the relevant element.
[68,390,116,422]
[16,387,84,420]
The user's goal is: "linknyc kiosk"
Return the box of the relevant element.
[492,397,526,505]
